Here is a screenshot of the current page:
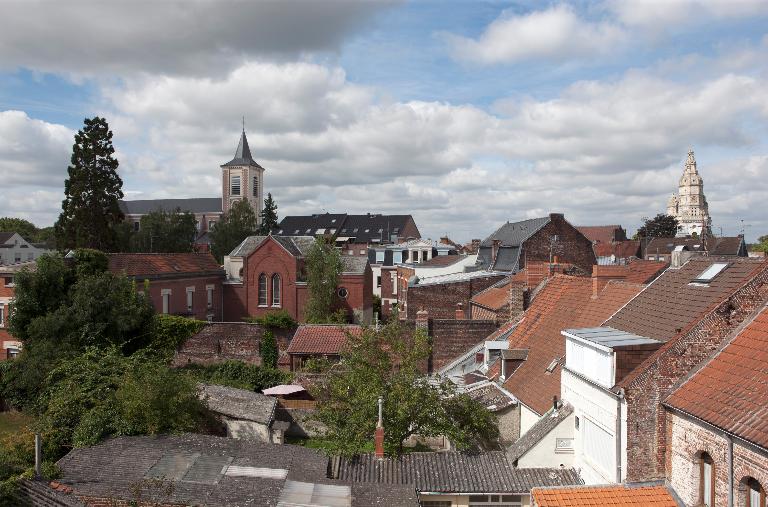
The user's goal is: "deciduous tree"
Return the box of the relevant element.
[209,199,257,262]
[304,237,344,323]
[636,214,679,239]
[130,208,197,253]
[55,117,124,251]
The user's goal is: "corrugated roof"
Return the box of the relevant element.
[287,325,363,355]
[108,253,224,278]
[531,484,678,506]
[119,197,222,215]
[665,305,768,449]
[334,452,582,494]
[563,327,661,349]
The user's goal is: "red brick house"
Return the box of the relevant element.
[108,253,225,321]
[0,262,32,359]
[223,235,372,324]
[664,305,768,507]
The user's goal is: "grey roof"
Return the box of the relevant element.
[229,235,316,258]
[502,349,529,361]
[466,382,518,411]
[277,213,419,244]
[506,402,574,463]
[0,232,16,243]
[221,130,264,168]
[333,452,582,494]
[492,246,522,272]
[18,478,87,506]
[199,383,277,425]
[562,326,661,350]
[481,217,551,248]
[412,270,506,287]
[119,197,222,215]
[341,256,369,274]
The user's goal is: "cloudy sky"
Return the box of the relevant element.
[1,0,767,242]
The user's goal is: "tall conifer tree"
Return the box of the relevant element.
[55,117,124,251]
[258,193,279,235]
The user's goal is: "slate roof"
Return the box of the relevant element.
[119,197,222,215]
[199,383,277,425]
[605,257,767,343]
[502,278,644,414]
[531,484,679,507]
[221,130,264,168]
[108,253,224,279]
[333,452,582,494]
[576,225,626,244]
[341,256,369,274]
[229,235,316,258]
[481,217,551,248]
[506,402,574,463]
[287,325,363,355]
[277,214,419,244]
[665,305,768,449]
[466,382,517,412]
[0,232,16,244]
[644,236,746,256]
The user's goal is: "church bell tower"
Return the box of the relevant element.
[220,125,265,223]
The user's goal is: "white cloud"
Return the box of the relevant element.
[445,5,626,65]
[0,0,396,77]
[607,0,768,29]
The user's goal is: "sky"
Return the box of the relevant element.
[0,0,767,243]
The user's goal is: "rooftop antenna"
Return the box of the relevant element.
[242,116,245,133]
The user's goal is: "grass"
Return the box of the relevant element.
[0,412,33,438]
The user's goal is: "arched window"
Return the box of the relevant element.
[258,274,267,306]
[271,274,281,307]
[699,452,715,507]
[745,477,765,507]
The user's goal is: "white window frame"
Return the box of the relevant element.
[186,287,195,313]
[231,175,241,196]
[0,304,4,328]
[161,289,172,314]
[206,284,214,310]
[271,274,281,307]
[258,274,268,307]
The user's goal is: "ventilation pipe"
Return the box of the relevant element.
[34,433,42,478]
[375,396,385,459]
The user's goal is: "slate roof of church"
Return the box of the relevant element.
[119,197,222,215]
[229,235,316,258]
[221,130,264,168]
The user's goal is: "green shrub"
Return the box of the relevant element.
[149,314,206,360]
[179,361,291,392]
[260,331,278,369]
[246,309,296,329]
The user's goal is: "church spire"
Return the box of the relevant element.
[221,122,262,168]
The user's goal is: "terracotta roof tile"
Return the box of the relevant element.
[471,278,518,311]
[532,484,678,506]
[666,305,768,449]
[108,253,223,278]
[501,277,643,414]
[606,257,767,343]
[287,324,363,355]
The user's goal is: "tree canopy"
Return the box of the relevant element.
[0,218,37,242]
[258,193,279,235]
[311,322,499,456]
[635,213,679,239]
[210,199,257,262]
[304,237,345,324]
[55,117,125,252]
[130,208,198,252]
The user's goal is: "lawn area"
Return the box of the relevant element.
[0,411,33,438]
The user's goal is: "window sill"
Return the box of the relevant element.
[271,305,282,308]
[258,304,269,308]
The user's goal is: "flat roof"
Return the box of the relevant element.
[562,326,660,350]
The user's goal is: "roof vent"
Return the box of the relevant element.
[545,358,559,373]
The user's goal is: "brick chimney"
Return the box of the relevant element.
[375,396,385,459]
[592,265,627,297]
[416,309,429,329]
[470,239,481,253]
[508,281,527,319]
[455,302,465,320]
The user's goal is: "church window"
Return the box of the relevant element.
[258,274,267,306]
[231,175,241,196]
[253,176,259,197]
[271,274,281,307]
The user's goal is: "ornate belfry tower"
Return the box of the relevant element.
[221,126,265,223]
[666,148,712,237]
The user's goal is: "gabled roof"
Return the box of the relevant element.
[278,214,347,236]
[507,402,574,463]
[287,324,363,355]
[466,381,517,412]
[605,257,767,342]
[531,484,678,507]
[333,452,582,494]
[108,253,224,279]
[594,240,641,259]
[229,235,316,258]
[645,235,746,256]
[502,277,645,414]
[341,256,369,274]
[221,130,264,168]
[481,217,551,248]
[119,197,222,215]
[199,383,277,425]
[665,305,768,449]
[0,232,17,244]
[276,214,419,244]
[577,225,626,244]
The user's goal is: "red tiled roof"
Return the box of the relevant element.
[594,240,641,259]
[471,278,518,311]
[577,225,625,244]
[287,324,363,355]
[532,485,678,507]
[593,260,668,285]
[606,257,767,343]
[108,253,223,278]
[502,276,643,414]
[666,305,768,449]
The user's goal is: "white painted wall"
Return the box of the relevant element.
[519,403,540,437]
[516,412,575,469]
[561,368,627,485]
[565,338,614,388]
[413,254,478,279]
[223,255,243,281]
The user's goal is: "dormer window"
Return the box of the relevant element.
[692,263,728,284]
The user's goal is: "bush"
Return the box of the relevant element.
[149,314,206,360]
[246,309,296,329]
[260,331,278,369]
[179,361,292,392]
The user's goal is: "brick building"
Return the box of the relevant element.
[108,253,225,321]
[562,257,768,485]
[477,213,596,275]
[223,235,372,324]
[576,225,628,245]
[664,304,768,507]
[0,261,32,359]
[644,235,748,262]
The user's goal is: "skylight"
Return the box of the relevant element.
[692,262,728,283]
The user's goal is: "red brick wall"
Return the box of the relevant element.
[223,282,248,321]
[666,410,768,507]
[143,275,223,321]
[429,318,499,372]
[333,265,372,324]
[623,268,768,482]
[521,214,596,275]
[403,274,506,320]
[614,344,662,384]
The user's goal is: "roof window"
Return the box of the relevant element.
[294,229,299,234]
[692,262,728,283]
[545,358,559,373]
